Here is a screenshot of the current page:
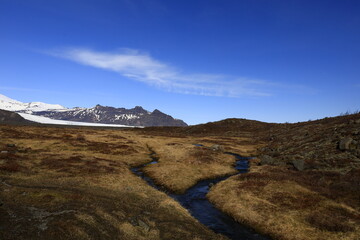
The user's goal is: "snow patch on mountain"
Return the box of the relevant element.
[114,114,140,120]
[0,94,67,113]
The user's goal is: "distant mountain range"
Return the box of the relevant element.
[0,94,187,127]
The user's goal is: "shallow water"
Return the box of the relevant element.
[131,151,270,240]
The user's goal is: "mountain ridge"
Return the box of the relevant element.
[0,94,187,127]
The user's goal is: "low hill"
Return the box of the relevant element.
[0,109,35,125]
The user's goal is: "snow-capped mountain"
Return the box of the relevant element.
[0,94,187,127]
[32,104,187,127]
[0,94,66,113]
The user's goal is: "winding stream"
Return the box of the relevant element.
[131,149,270,240]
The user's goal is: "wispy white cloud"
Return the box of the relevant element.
[0,86,112,97]
[49,47,289,97]
[0,86,71,95]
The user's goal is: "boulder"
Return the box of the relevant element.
[129,217,138,226]
[356,150,360,157]
[138,219,150,232]
[211,144,224,152]
[292,159,305,171]
[142,211,151,216]
[339,137,355,150]
[260,155,276,165]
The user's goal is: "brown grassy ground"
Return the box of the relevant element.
[207,165,360,240]
[140,135,261,193]
[2,112,360,240]
[0,124,227,240]
[206,114,360,240]
[258,113,360,170]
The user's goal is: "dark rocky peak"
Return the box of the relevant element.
[130,106,148,114]
[94,104,104,109]
[151,109,165,115]
[94,104,115,111]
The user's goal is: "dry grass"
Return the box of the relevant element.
[0,160,22,172]
[0,124,227,240]
[207,165,360,240]
[139,136,259,193]
[3,113,359,240]
[258,113,360,170]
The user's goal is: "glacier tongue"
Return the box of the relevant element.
[18,113,137,128]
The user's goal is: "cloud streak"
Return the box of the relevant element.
[50,48,280,97]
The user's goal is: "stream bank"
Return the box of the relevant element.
[131,149,270,240]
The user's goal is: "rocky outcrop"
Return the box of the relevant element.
[339,137,357,151]
[0,109,34,125]
[259,113,360,170]
[292,159,305,171]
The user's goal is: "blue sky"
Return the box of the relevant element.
[1,0,359,125]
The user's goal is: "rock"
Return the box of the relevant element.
[6,144,15,147]
[142,211,151,216]
[129,217,138,226]
[292,159,304,171]
[137,219,150,232]
[17,149,27,153]
[260,155,276,165]
[0,151,8,154]
[355,119,360,124]
[125,186,133,191]
[208,183,214,188]
[0,201,3,206]
[211,144,224,151]
[339,137,355,150]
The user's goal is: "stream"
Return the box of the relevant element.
[130,148,270,240]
